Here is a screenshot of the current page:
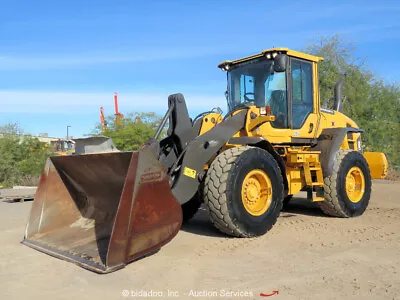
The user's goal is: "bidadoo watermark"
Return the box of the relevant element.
[121,289,255,298]
[121,290,174,298]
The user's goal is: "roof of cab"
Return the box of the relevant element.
[218,48,324,68]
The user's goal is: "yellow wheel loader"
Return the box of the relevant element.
[22,48,389,273]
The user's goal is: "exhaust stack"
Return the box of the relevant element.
[334,80,344,112]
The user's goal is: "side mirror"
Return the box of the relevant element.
[273,54,287,72]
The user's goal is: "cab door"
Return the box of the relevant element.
[259,57,320,143]
[288,58,319,140]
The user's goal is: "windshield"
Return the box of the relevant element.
[226,58,287,111]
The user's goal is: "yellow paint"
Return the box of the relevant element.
[285,149,324,195]
[339,131,361,150]
[313,62,322,137]
[247,115,275,132]
[286,150,321,164]
[285,167,304,195]
[310,192,325,202]
[211,47,388,205]
[243,107,261,136]
[183,167,197,179]
[241,169,272,216]
[282,48,324,62]
[363,152,389,179]
[345,166,365,203]
[218,48,323,69]
[230,112,318,143]
[218,48,362,144]
[199,113,223,135]
[220,58,322,142]
[238,107,276,134]
[318,111,360,139]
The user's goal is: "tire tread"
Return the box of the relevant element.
[318,150,371,217]
[204,146,283,237]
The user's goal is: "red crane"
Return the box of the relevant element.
[99,93,124,133]
[100,106,106,133]
[114,92,124,129]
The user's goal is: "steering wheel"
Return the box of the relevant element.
[244,92,255,102]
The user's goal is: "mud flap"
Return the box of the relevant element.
[22,147,182,273]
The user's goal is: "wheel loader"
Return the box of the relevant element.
[22,48,389,273]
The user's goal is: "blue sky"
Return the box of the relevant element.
[1,0,399,138]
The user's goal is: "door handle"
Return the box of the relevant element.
[308,123,314,134]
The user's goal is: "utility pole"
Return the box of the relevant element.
[66,125,71,140]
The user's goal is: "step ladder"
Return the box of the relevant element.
[303,162,325,202]
[286,149,325,202]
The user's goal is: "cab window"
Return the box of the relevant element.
[291,60,313,129]
[227,58,288,128]
[265,72,288,128]
[240,75,255,102]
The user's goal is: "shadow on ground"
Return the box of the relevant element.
[181,195,327,237]
[281,196,326,218]
[180,207,227,238]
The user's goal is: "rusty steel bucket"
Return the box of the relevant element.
[22,146,182,273]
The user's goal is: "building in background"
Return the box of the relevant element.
[37,134,75,155]
[0,132,75,155]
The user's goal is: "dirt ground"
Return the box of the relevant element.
[0,180,399,300]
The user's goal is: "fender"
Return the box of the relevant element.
[229,137,289,197]
[313,127,363,177]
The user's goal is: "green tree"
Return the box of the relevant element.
[0,123,53,187]
[306,35,400,168]
[92,112,163,151]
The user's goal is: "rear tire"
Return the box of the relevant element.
[204,146,284,237]
[318,150,371,217]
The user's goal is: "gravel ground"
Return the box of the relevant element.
[0,180,399,300]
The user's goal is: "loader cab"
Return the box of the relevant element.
[219,48,324,142]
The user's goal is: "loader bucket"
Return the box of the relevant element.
[22,146,182,273]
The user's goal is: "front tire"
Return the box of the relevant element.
[318,150,372,217]
[204,146,284,237]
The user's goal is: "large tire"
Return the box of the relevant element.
[318,150,372,217]
[181,192,202,222]
[203,146,284,237]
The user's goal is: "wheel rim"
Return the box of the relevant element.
[345,166,365,203]
[241,169,272,216]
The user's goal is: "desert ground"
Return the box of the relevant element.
[0,180,399,300]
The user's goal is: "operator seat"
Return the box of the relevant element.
[269,90,287,128]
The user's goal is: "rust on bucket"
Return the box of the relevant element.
[22,147,182,273]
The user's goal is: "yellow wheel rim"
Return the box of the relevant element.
[241,169,272,216]
[345,166,365,203]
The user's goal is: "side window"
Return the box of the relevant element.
[240,75,255,102]
[292,60,313,129]
[265,72,288,128]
